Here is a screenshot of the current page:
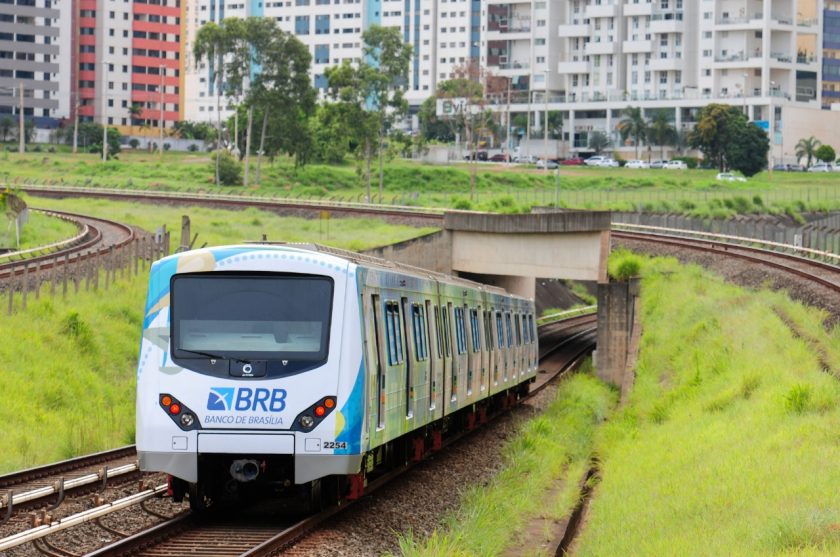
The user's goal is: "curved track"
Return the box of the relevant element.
[0,209,138,281]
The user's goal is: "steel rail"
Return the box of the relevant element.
[0,446,136,490]
[0,484,168,552]
[0,463,138,510]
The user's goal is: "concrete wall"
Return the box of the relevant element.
[595,278,640,388]
[363,230,452,274]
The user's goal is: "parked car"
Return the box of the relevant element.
[464,150,488,161]
[716,172,747,182]
[772,163,805,172]
[585,156,607,166]
[536,158,559,169]
[489,153,511,162]
[513,154,536,164]
[598,158,620,168]
[560,157,585,166]
[649,159,669,169]
[664,160,688,170]
[625,159,650,169]
[808,163,833,172]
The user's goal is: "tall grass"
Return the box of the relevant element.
[397,369,616,556]
[0,211,78,254]
[575,256,840,556]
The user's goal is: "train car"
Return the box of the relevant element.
[136,244,537,511]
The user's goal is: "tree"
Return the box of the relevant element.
[617,106,646,159]
[547,111,564,158]
[362,25,413,204]
[646,109,676,160]
[88,127,122,159]
[129,103,144,135]
[418,95,455,142]
[0,116,12,142]
[690,104,768,176]
[815,144,836,163]
[588,130,610,155]
[795,136,821,168]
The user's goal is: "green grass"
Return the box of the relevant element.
[5,150,840,217]
[23,196,438,252]
[0,210,79,255]
[574,256,840,556]
[396,368,616,557]
[0,271,145,472]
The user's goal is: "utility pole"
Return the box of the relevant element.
[72,93,79,154]
[543,71,549,175]
[101,62,108,162]
[506,77,512,162]
[18,81,24,154]
[159,66,165,157]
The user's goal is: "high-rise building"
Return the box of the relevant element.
[70,0,184,131]
[823,0,840,109]
[0,0,61,121]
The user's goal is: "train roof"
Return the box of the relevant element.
[244,242,516,298]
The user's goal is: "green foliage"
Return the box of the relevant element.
[608,250,643,280]
[690,104,769,176]
[128,138,140,149]
[795,136,821,168]
[814,144,836,164]
[212,151,242,185]
[783,384,812,414]
[588,130,610,155]
[671,156,699,169]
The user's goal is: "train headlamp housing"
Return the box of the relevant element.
[291,396,337,431]
[159,394,200,431]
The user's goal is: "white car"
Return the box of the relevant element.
[585,156,607,166]
[597,158,620,168]
[625,160,650,169]
[716,172,747,182]
[808,163,834,173]
[664,160,688,170]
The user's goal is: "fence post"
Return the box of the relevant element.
[21,264,28,312]
[7,269,14,315]
[73,253,80,293]
[134,239,139,276]
[62,253,69,299]
[34,262,40,300]
[94,248,101,291]
[50,255,56,297]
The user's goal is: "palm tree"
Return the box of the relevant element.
[617,106,646,159]
[647,109,676,160]
[795,136,821,168]
[588,130,610,155]
[128,103,144,139]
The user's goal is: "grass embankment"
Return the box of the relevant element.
[575,256,840,556]
[5,151,840,218]
[25,196,438,252]
[397,368,617,556]
[0,203,436,473]
[1,211,79,255]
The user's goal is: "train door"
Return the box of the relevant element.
[446,300,458,406]
[425,299,438,417]
[496,310,506,383]
[466,305,476,397]
[514,313,522,379]
[400,297,414,420]
[368,292,387,432]
[505,311,514,379]
[481,308,491,394]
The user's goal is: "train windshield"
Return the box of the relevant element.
[171,274,333,362]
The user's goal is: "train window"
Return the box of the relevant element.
[411,304,429,361]
[495,311,504,349]
[515,314,522,346]
[469,308,481,353]
[442,305,451,358]
[484,310,494,350]
[505,313,513,348]
[528,314,536,343]
[433,306,443,359]
[385,301,404,366]
[454,307,467,355]
[171,274,332,365]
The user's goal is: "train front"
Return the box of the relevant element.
[135,246,365,510]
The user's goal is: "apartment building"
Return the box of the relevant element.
[824,0,840,108]
[64,0,184,131]
[503,0,829,163]
[0,0,61,120]
[183,0,482,122]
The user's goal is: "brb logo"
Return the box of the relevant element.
[207,387,287,412]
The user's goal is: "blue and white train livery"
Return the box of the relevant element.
[136,244,538,511]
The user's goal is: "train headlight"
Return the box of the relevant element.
[180,413,195,427]
[300,415,315,429]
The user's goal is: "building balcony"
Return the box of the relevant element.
[623,2,652,17]
[557,60,590,74]
[650,12,684,34]
[649,57,682,71]
[494,61,531,76]
[585,40,618,56]
[558,23,589,37]
[585,2,618,19]
[622,39,653,53]
[715,13,764,27]
[486,20,532,41]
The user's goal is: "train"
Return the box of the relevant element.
[136,243,538,511]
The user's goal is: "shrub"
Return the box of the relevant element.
[212,151,242,186]
[608,252,643,281]
[452,197,472,210]
[128,138,140,149]
[187,144,199,152]
[784,384,812,414]
[163,143,171,151]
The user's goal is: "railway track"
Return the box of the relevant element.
[0,315,596,557]
[0,209,138,281]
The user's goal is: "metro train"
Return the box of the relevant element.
[136,243,538,511]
